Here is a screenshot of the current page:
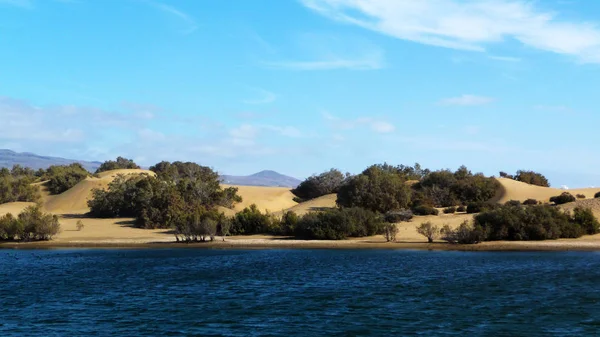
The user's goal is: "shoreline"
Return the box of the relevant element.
[3,238,600,252]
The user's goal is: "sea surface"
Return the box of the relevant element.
[1,249,600,336]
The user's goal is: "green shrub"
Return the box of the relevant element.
[337,165,411,213]
[473,204,599,241]
[294,207,383,240]
[292,169,348,202]
[384,210,413,222]
[456,205,466,212]
[595,191,600,198]
[44,163,90,194]
[514,170,550,187]
[443,206,456,214]
[230,204,275,235]
[0,206,61,241]
[279,211,300,236]
[576,194,586,199]
[550,192,576,205]
[95,156,140,174]
[0,167,40,204]
[412,205,439,216]
[466,202,485,214]
[523,199,539,206]
[505,200,522,207]
[441,221,486,244]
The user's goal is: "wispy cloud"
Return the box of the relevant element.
[265,50,384,70]
[323,112,395,133]
[439,95,495,106]
[301,0,600,64]
[0,0,32,8]
[243,88,277,104]
[148,1,197,34]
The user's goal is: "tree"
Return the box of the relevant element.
[76,220,85,231]
[416,221,440,243]
[95,156,140,173]
[337,165,411,213]
[550,192,576,205]
[292,169,348,202]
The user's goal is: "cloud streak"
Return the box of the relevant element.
[301,0,600,63]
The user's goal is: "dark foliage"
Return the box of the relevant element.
[294,207,384,240]
[505,200,522,207]
[595,191,600,199]
[412,205,439,216]
[384,210,413,223]
[443,206,457,214]
[95,156,140,173]
[576,194,586,199]
[473,204,599,241]
[0,205,60,241]
[441,221,486,244]
[456,205,466,212]
[550,192,576,205]
[43,163,89,195]
[337,165,412,213]
[523,199,539,206]
[292,169,348,202]
[514,170,550,187]
[0,166,39,204]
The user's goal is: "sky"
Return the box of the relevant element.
[1,0,600,187]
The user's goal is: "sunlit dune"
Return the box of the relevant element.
[0,202,36,217]
[492,177,600,204]
[224,184,298,213]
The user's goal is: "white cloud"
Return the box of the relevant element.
[440,94,495,106]
[301,0,600,63]
[489,55,521,62]
[265,51,384,70]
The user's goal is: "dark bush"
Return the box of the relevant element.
[523,199,539,206]
[230,204,275,235]
[43,163,89,194]
[0,205,61,241]
[505,200,522,207]
[279,211,300,236]
[384,210,413,223]
[95,156,140,174]
[292,169,348,202]
[441,221,486,244]
[473,204,599,241]
[595,191,600,198]
[412,205,439,216]
[443,206,456,214]
[576,194,586,199]
[294,207,383,240]
[416,221,440,243]
[550,192,576,205]
[0,167,39,204]
[456,205,466,212]
[337,165,412,213]
[514,170,550,187]
[466,202,487,214]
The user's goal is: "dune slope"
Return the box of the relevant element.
[225,184,298,213]
[493,178,600,204]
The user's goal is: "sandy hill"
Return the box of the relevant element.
[224,184,299,214]
[44,169,154,214]
[0,202,36,217]
[275,194,337,216]
[493,178,600,204]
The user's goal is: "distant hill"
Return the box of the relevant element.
[0,149,101,172]
[220,170,302,188]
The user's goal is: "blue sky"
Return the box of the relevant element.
[1,0,600,187]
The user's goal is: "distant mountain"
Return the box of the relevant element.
[220,170,302,188]
[0,149,101,172]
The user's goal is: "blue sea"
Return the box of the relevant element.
[1,249,600,336]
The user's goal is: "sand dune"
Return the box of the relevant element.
[0,202,36,217]
[275,194,337,216]
[224,184,298,213]
[493,178,600,204]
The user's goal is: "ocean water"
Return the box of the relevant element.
[1,249,600,336]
